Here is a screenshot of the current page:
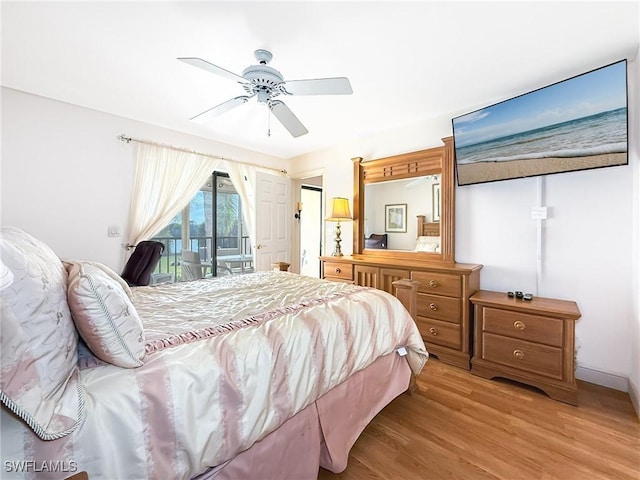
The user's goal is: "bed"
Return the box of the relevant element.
[415,215,441,253]
[0,226,428,480]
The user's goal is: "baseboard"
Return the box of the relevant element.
[629,379,640,420]
[575,366,629,392]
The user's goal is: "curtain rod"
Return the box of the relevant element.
[117,134,288,175]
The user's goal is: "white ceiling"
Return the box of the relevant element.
[2,1,638,160]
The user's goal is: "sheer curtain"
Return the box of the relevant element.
[128,143,221,246]
[223,161,257,251]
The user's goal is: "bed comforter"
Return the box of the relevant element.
[1,271,427,480]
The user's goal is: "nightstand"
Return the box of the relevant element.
[470,290,581,405]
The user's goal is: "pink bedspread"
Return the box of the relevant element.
[1,272,427,480]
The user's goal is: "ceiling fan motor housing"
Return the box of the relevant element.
[242,64,284,103]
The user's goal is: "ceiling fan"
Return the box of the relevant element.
[178,49,353,138]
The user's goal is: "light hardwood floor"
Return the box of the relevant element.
[319,358,640,480]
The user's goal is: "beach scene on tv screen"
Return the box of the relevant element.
[453,60,628,186]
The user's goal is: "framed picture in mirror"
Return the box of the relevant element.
[385,204,407,233]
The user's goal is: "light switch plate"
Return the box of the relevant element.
[108,225,121,237]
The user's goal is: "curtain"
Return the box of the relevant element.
[223,161,257,251]
[128,143,221,246]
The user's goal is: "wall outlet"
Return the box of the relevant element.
[530,206,548,220]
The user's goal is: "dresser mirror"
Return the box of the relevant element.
[363,175,441,250]
[352,137,455,263]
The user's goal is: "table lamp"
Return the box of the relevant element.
[326,197,352,257]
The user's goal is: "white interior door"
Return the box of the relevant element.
[254,171,291,271]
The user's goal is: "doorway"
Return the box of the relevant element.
[299,184,322,278]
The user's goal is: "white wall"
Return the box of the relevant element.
[629,45,640,416]
[1,88,287,272]
[289,55,640,392]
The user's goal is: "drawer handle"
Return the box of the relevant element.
[513,320,526,330]
[429,327,438,336]
[429,303,438,311]
[513,349,525,360]
[429,280,438,288]
[335,268,341,274]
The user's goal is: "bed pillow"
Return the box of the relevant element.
[0,226,85,440]
[64,259,133,299]
[414,236,440,253]
[67,262,145,368]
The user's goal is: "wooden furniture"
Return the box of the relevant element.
[417,215,440,237]
[321,255,481,369]
[328,136,482,369]
[470,290,581,405]
[322,259,354,283]
[272,261,290,272]
[65,473,89,480]
[353,137,455,263]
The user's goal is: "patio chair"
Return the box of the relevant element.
[181,250,210,281]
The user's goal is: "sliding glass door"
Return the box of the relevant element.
[152,171,252,281]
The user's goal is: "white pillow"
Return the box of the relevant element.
[0,226,84,440]
[64,259,133,299]
[67,262,145,368]
[414,236,440,253]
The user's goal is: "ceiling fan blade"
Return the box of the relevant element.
[281,77,353,96]
[270,101,309,138]
[190,96,251,123]
[178,57,246,84]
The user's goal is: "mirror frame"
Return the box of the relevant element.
[352,136,455,264]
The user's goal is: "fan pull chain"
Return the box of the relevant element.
[267,108,271,137]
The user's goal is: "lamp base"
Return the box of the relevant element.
[332,221,343,257]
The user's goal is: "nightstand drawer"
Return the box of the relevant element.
[483,308,563,347]
[416,317,461,349]
[481,333,563,380]
[323,262,353,281]
[411,271,461,298]
[417,293,460,324]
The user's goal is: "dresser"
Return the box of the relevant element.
[321,255,482,369]
[470,290,581,405]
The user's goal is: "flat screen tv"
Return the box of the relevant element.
[452,60,628,186]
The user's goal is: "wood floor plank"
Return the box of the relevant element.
[319,358,640,480]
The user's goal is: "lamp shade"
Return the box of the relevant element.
[326,197,352,221]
